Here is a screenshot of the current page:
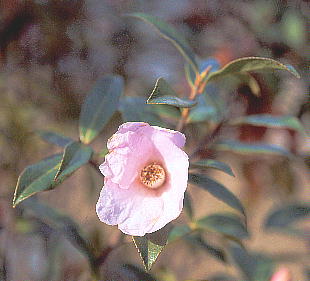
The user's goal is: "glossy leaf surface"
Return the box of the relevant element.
[185,234,226,262]
[148,78,197,108]
[168,224,191,243]
[13,143,92,207]
[79,75,123,144]
[196,213,249,239]
[133,224,172,270]
[189,173,245,215]
[190,159,234,177]
[184,191,194,220]
[205,57,300,84]
[36,130,73,147]
[55,141,93,180]
[264,204,310,229]
[13,154,62,207]
[215,140,291,157]
[229,245,274,281]
[230,114,304,132]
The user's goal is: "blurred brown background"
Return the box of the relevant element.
[0,0,309,280]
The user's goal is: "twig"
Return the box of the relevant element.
[176,66,211,132]
[189,120,226,161]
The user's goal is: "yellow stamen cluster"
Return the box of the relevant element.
[140,163,166,189]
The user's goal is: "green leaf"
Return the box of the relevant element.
[215,140,291,157]
[36,130,73,147]
[185,58,222,88]
[190,159,235,177]
[119,96,164,126]
[185,234,226,262]
[79,75,124,144]
[13,144,93,207]
[187,93,218,123]
[13,154,62,207]
[196,213,249,239]
[234,72,261,96]
[167,224,191,243]
[184,62,196,87]
[184,191,194,220]
[230,114,304,132]
[264,203,310,229]
[229,245,274,281]
[147,78,197,108]
[20,198,97,274]
[189,173,245,215]
[128,13,198,72]
[205,57,300,84]
[133,224,172,270]
[55,141,93,180]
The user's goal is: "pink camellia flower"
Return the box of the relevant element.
[270,267,291,281]
[96,122,189,236]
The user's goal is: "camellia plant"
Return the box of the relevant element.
[12,13,309,281]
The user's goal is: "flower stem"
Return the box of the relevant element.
[176,66,211,131]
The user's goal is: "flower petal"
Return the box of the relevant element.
[96,122,189,236]
[149,132,189,231]
[96,179,164,236]
[151,126,186,148]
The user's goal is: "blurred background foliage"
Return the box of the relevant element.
[0,0,309,280]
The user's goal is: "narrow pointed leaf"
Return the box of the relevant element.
[79,75,124,144]
[13,154,62,207]
[187,93,218,123]
[185,58,221,87]
[55,141,93,180]
[264,204,310,229]
[190,159,234,177]
[184,191,194,220]
[215,140,291,157]
[36,130,73,147]
[230,114,304,132]
[147,78,197,108]
[167,224,191,243]
[205,57,300,84]
[196,213,249,239]
[128,13,198,72]
[133,224,171,270]
[234,72,261,96]
[189,173,245,215]
[229,245,274,281]
[184,62,196,87]
[119,97,163,126]
[13,144,92,207]
[185,234,226,262]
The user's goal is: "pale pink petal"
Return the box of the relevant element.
[148,133,189,231]
[96,122,189,236]
[96,179,164,236]
[151,126,186,148]
[270,267,291,281]
[118,122,150,134]
[102,133,155,189]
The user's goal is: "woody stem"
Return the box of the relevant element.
[176,66,211,131]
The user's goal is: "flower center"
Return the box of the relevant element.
[140,163,166,189]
